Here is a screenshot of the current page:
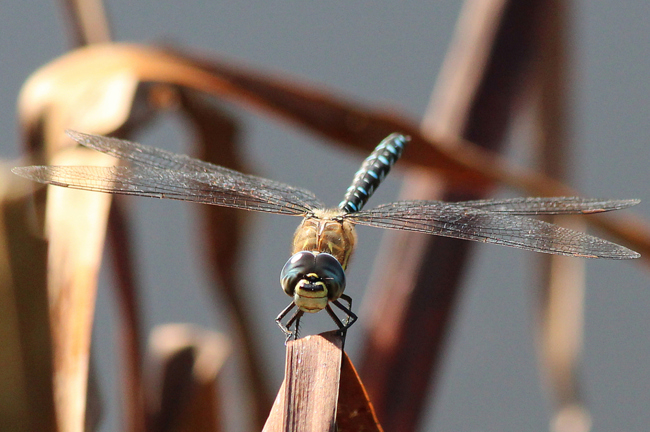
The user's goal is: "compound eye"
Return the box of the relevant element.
[280,251,317,296]
[314,253,346,300]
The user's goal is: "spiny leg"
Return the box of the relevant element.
[286,310,304,340]
[327,297,358,335]
[276,302,298,338]
[325,304,347,332]
[336,294,358,328]
[277,297,357,339]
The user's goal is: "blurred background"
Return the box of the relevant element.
[0,1,648,431]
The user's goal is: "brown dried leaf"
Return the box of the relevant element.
[18,43,491,185]
[60,0,112,47]
[264,331,344,432]
[532,3,590,429]
[0,167,57,432]
[44,145,115,432]
[19,60,141,156]
[176,88,272,427]
[360,2,550,430]
[104,197,146,432]
[337,352,383,432]
[147,324,230,432]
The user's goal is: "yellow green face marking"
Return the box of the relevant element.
[293,273,329,313]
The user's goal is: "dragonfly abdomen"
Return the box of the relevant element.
[338,133,409,213]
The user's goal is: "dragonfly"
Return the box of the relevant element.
[13,131,640,338]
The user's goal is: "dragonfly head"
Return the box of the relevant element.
[280,251,346,313]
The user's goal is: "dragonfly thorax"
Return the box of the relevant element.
[291,209,357,270]
[280,251,346,313]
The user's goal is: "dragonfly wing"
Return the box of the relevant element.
[12,165,324,216]
[67,130,239,172]
[346,201,640,259]
[455,197,640,215]
[65,131,325,209]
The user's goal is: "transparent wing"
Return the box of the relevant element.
[455,196,640,214]
[67,130,237,172]
[346,200,639,259]
[12,164,324,216]
[60,130,325,212]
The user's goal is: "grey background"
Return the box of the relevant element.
[1,1,649,431]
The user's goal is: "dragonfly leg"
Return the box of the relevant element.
[325,304,346,332]
[330,297,358,335]
[276,302,299,339]
[286,310,304,341]
[336,294,357,327]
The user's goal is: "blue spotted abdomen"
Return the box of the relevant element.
[338,133,409,213]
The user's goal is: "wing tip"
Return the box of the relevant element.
[619,250,641,259]
[11,165,39,180]
[587,248,641,260]
[606,198,641,210]
[65,129,87,143]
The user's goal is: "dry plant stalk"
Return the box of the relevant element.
[60,0,112,47]
[264,332,344,432]
[262,333,382,431]
[336,352,383,432]
[360,1,572,430]
[0,171,57,432]
[174,89,273,427]
[44,145,115,432]
[532,2,591,431]
[147,324,230,432]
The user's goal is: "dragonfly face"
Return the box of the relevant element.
[280,250,346,313]
[11,131,640,339]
